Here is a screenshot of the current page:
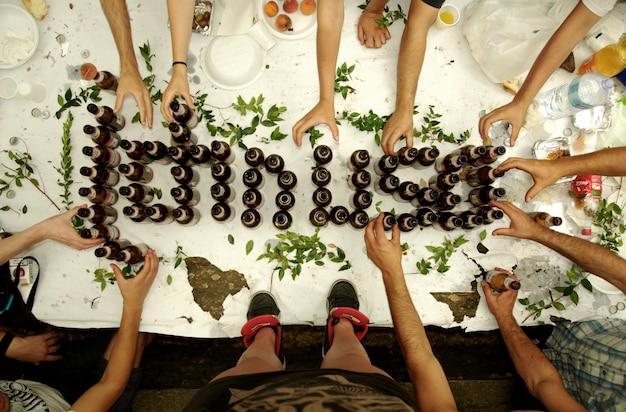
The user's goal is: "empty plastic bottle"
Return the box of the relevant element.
[537,73,615,119]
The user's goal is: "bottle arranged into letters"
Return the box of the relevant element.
[211,162,235,184]
[210,141,235,164]
[84,67,118,91]
[484,269,520,293]
[349,210,369,229]
[472,146,506,166]
[80,224,120,241]
[313,145,333,165]
[143,141,172,165]
[86,103,125,131]
[172,205,199,225]
[80,166,120,187]
[435,212,463,231]
[348,170,371,190]
[82,146,121,168]
[468,186,506,206]
[265,154,285,174]
[312,187,332,207]
[83,125,120,148]
[413,147,440,168]
[275,190,295,210]
[170,164,198,187]
[429,172,460,192]
[242,168,264,189]
[465,166,505,187]
[396,147,419,167]
[94,239,130,260]
[329,206,350,225]
[242,188,264,209]
[412,187,440,208]
[374,174,400,195]
[168,145,193,166]
[170,185,200,206]
[241,208,262,228]
[309,207,329,227]
[397,213,418,232]
[188,144,212,167]
[118,162,153,183]
[350,190,372,210]
[277,170,297,191]
[122,203,148,223]
[244,147,265,168]
[437,191,461,211]
[169,122,196,146]
[120,139,152,164]
[211,202,234,222]
[211,183,235,203]
[119,183,154,203]
[393,182,419,203]
[272,210,293,230]
[349,149,370,171]
[414,207,438,227]
[169,100,198,128]
[145,203,174,224]
[374,155,399,176]
[434,154,467,173]
[77,204,118,225]
[458,211,484,229]
[382,212,396,231]
[528,211,563,227]
[311,167,332,187]
[451,145,487,163]
[117,244,149,264]
[78,185,118,206]
[473,206,504,224]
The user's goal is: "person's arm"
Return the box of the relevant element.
[380,0,439,155]
[479,1,602,146]
[99,0,153,128]
[161,0,195,122]
[358,0,391,48]
[292,0,343,146]
[0,206,103,266]
[365,215,457,411]
[1,331,61,364]
[481,281,586,411]
[491,200,626,294]
[70,250,158,412]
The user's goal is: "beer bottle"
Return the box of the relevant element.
[309,207,329,227]
[210,141,235,164]
[458,210,484,229]
[275,190,295,210]
[82,145,121,168]
[172,205,200,225]
[242,168,264,189]
[348,170,371,190]
[329,206,350,225]
[169,122,196,146]
[143,141,172,165]
[80,224,120,241]
[414,207,438,227]
[528,211,563,227]
[91,70,118,91]
[374,155,399,176]
[145,203,174,224]
[472,146,506,166]
[349,210,369,229]
[429,172,459,191]
[272,210,293,230]
[80,166,119,187]
[188,144,212,167]
[450,145,487,163]
[83,125,120,148]
[393,182,419,203]
[473,206,504,224]
[468,186,506,206]
[350,190,372,210]
[312,187,332,207]
[484,269,520,293]
[170,164,198,187]
[437,191,461,211]
[465,166,505,187]
[168,145,193,166]
[117,244,149,264]
[211,182,235,203]
[277,170,297,191]
[211,202,234,222]
[434,212,463,231]
[77,204,118,225]
[118,162,153,183]
[397,213,418,232]
[312,167,332,187]
[94,239,130,259]
[120,139,152,164]
[349,149,370,171]
[211,162,235,184]
[396,147,419,167]
[123,203,148,223]
[242,188,264,209]
[382,212,396,231]
[169,100,198,129]
[434,154,467,173]
[413,147,440,168]
[86,103,125,131]
[78,185,118,206]
[265,154,285,174]
[244,147,265,168]
[119,183,154,203]
[374,174,400,195]
[313,145,333,165]
[241,208,262,228]
[412,187,440,208]
[170,185,200,206]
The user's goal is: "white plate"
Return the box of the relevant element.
[201,35,265,90]
[258,0,317,40]
[588,274,623,295]
[0,4,39,69]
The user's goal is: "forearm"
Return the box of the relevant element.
[363,0,388,13]
[167,0,195,63]
[0,225,45,266]
[553,147,626,178]
[316,0,343,103]
[100,0,139,74]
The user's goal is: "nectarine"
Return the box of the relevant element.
[300,0,316,15]
[283,0,298,14]
[264,1,278,17]
[274,14,293,31]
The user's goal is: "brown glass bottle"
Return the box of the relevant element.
[77,204,118,225]
[393,182,419,202]
[117,244,149,264]
[210,140,235,164]
[527,212,563,227]
[473,206,504,224]
[349,210,369,229]
[465,166,505,187]
[265,154,285,174]
[313,145,333,165]
[169,101,198,129]
[211,202,234,222]
[78,185,118,206]
[472,146,506,166]
[170,185,200,206]
[92,70,118,91]
[458,211,484,229]
[82,145,121,168]
[429,172,459,191]
[312,167,331,187]
[123,203,148,223]
[414,207,438,227]
[168,145,193,166]
[241,208,262,228]
[374,174,400,195]
[484,270,520,293]
[468,186,506,206]
[412,187,440,208]
[242,168,264,189]
[212,162,235,184]
[143,141,172,165]
[437,191,461,211]
[329,206,349,225]
[86,103,125,131]
[80,224,120,241]
[119,183,154,203]
[435,212,463,231]
[169,122,196,146]
[275,190,295,210]
[272,210,293,230]
[312,187,332,207]
[83,125,120,148]
[374,155,399,176]
[396,147,419,167]
[349,149,370,171]
[413,147,440,168]
[397,213,418,232]
[382,212,396,231]
[172,205,200,225]
[451,145,487,163]
[348,170,371,190]
[80,166,120,187]
[350,190,372,210]
[309,207,329,227]
[170,164,198,187]
[434,154,468,173]
[277,170,297,190]
[120,139,152,164]
[188,144,212,167]
[245,147,265,168]
[94,239,130,259]
[211,183,235,203]
[242,188,264,209]
[118,162,153,183]
[145,203,174,224]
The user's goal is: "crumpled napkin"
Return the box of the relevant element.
[0,29,34,66]
[217,0,255,36]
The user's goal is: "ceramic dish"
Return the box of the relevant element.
[0,4,39,69]
[587,274,622,295]
[258,0,317,40]
[201,35,265,90]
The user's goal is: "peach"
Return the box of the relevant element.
[300,0,316,15]
[274,14,293,31]
[264,1,278,17]
[283,0,298,14]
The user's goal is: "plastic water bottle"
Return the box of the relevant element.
[537,73,614,119]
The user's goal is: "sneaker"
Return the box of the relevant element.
[323,280,370,357]
[240,291,284,366]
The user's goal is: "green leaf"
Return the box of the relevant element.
[479,230,487,241]
[569,290,579,305]
[228,234,235,245]
[246,240,254,255]
[553,301,566,311]
[518,298,529,305]
[167,274,172,285]
[581,278,593,292]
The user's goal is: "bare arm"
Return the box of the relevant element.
[479,1,602,145]
[99,0,153,128]
[380,0,438,155]
[481,282,585,412]
[292,0,343,146]
[365,215,457,411]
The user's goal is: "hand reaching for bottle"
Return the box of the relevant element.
[489,200,544,240]
[496,157,564,202]
[478,100,528,147]
[111,249,159,309]
[37,206,104,249]
[381,108,414,155]
[115,67,153,128]
[292,101,339,147]
[161,67,194,123]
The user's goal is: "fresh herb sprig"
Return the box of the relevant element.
[335,62,356,99]
[55,86,101,119]
[135,41,163,123]
[416,105,470,144]
[306,127,324,148]
[54,112,74,211]
[593,199,626,253]
[415,235,469,274]
[338,109,392,146]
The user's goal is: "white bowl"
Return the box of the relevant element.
[201,35,265,90]
[0,4,39,69]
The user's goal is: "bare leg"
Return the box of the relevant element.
[320,318,392,378]
[211,327,284,382]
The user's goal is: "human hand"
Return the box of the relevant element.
[161,67,194,123]
[37,206,104,249]
[478,100,528,147]
[5,331,61,365]
[115,68,153,128]
[497,157,562,202]
[381,108,413,155]
[481,271,519,321]
[489,200,544,240]
[111,249,158,308]
[364,214,403,274]
[292,101,338,147]
[358,10,391,48]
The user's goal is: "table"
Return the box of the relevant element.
[1,0,625,337]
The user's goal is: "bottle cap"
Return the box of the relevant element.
[581,227,592,236]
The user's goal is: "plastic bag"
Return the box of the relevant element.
[462,0,576,83]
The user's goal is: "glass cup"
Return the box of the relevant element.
[435,4,460,30]
[0,76,18,99]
